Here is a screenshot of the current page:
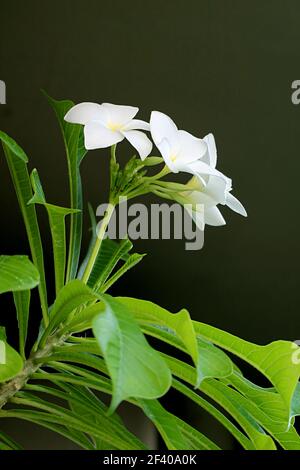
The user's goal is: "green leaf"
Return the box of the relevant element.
[88,238,133,289]
[164,354,277,450]
[41,350,107,375]
[291,382,300,419]
[0,430,22,450]
[139,319,300,448]
[118,297,232,387]
[120,297,300,422]
[196,338,233,385]
[226,373,300,449]
[174,416,220,450]
[117,298,199,375]
[92,295,172,412]
[0,408,94,449]
[77,204,139,291]
[44,93,87,282]
[137,321,234,389]
[0,255,39,294]
[139,399,189,450]
[228,373,290,432]
[0,443,12,450]
[7,390,141,450]
[32,365,112,396]
[193,320,300,421]
[101,253,146,293]
[13,290,31,359]
[205,379,277,450]
[0,327,6,341]
[0,337,23,383]
[165,353,300,450]
[0,130,28,162]
[172,378,254,450]
[39,280,97,346]
[53,338,254,449]
[0,131,48,324]
[29,168,79,294]
[140,323,233,386]
[139,399,219,450]
[64,302,105,333]
[65,385,142,449]
[24,382,145,450]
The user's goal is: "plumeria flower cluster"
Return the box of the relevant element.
[65,102,246,230]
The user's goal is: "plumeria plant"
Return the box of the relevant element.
[0,94,299,451]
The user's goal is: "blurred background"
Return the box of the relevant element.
[0,0,300,449]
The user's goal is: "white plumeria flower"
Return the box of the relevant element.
[150,111,224,182]
[174,134,247,231]
[64,102,153,159]
[202,133,247,216]
[175,175,227,230]
[176,174,247,231]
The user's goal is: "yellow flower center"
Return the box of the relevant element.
[107,122,122,132]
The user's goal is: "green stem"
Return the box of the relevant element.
[147,164,171,181]
[124,186,151,200]
[151,189,173,201]
[111,144,117,163]
[81,203,115,284]
[0,334,66,410]
[124,167,171,199]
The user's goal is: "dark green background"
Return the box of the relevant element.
[0,0,299,449]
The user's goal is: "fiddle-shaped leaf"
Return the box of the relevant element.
[44,92,87,282]
[29,168,79,294]
[0,131,48,324]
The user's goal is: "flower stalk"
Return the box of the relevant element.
[81,202,116,284]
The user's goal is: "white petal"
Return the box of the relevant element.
[187,180,226,208]
[185,175,205,191]
[102,103,138,126]
[123,119,150,131]
[205,175,227,205]
[226,192,247,216]
[177,130,207,164]
[157,138,178,172]
[203,133,217,168]
[84,121,124,150]
[122,130,153,160]
[185,175,211,194]
[192,210,205,231]
[205,207,226,226]
[64,102,107,125]
[207,167,231,188]
[179,160,227,181]
[185,205,205,231]
[188,190,219,209]
[150,111,180,153]
[224,175,232,191]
